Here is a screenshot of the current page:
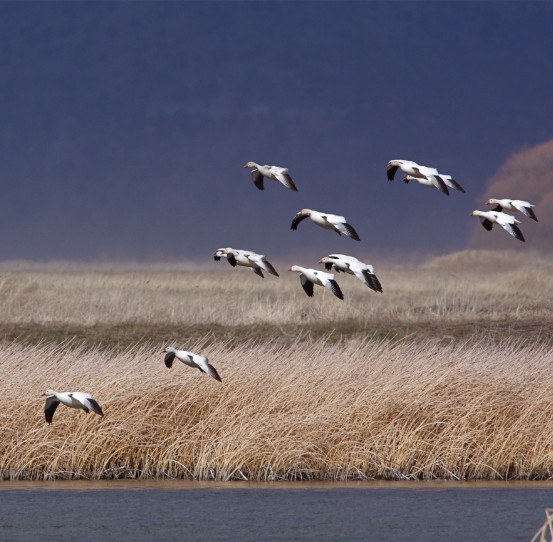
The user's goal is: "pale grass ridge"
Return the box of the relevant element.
[0,250,552,328]
[3,337,553,481]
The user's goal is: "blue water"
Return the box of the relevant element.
[0,481,552,541]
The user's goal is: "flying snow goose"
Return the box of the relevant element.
[243,162,298,192]
[471,210,525,242]
[215,247,279,278]
[403,173,465,194]
[387,159,450,196]
[291,209,360,241]
[319,254,383,293]
[164,347,222,382]
[43,390,104,424]
[288,265,344,300]
[486,198,537,221]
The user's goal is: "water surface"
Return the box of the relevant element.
[0,481,551,541]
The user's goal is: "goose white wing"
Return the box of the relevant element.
[269,167,298,192]
[324,213,346,224]
[495,213,525,242]
[511,200,538,221]
[247,253,279,277]
[71,392,104,416]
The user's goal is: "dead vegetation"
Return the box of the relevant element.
[1,250,553,480]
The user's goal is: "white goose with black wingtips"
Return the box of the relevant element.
[164,347,222,382]
[387,159,452,196]
[471,210,525,242]
[243,161,298,192]
[290,209,360,241]
[486,198,537,221]
[43,390,104,424]
[288,265,344,300]
[319,254,383,292]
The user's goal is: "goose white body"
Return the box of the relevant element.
[471,210,525,242]
[319,254,383,292]
[243,161,298,192]
[164,347,222,382]
[290,209,360,241]
[43,390,104,424]
[288,265,344,300]
[214,247,279,278]
[486,198,537,221]
[387,159,461,196]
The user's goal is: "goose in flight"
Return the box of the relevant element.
[387,159,451,196]
[403,173,465,194]
[214,247,279,278]
[43,390,104,424]
[291,209,360,241]
[486,198,537,221]
[243,162,298,192]
[319,254,383,293]
[471,210,525,242]
[164,347,222,382]
[288,265,344,300]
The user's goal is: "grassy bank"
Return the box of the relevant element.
[1,250,553,480]
[0,250,552,348]
[2,337,553,481]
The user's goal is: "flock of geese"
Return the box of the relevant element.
[43,158,538,424]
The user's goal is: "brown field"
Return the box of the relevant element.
[1,250,553,480]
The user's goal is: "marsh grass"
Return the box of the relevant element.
[2,250,553,480]
[0,250,552,348]
[3,336,553,481]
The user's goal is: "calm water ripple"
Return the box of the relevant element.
[0,481,552,541]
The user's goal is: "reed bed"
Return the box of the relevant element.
[3,336,553,481]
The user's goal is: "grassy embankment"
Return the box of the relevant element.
[1,250,553,480]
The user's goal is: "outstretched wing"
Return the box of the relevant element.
[446,178,465,193]
[362,269,383,292]
[164,351,176,368]
[300,274,314,297]
[226,253,237,267]
[44,397,60,424]
[387,164,399,181]
[479,217,493,231]
[327,279,344,300]
[205,362,222,382]
[291,214,308,231]
[490,203,503,212]
[335,222,360,241]
[260,259,279,277]
[84,398,104,417]
[273,170,298,192]
[252,267,264,278]
[431,175,450,196]
[251,170,264,190]
[514,202,538,222]
[248,254,279,277]
[499,221,525,242]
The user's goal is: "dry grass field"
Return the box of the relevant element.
[1,249,553,480]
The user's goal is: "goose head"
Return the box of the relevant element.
[243,161,256,168]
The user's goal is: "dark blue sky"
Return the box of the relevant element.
[1,1,552,261]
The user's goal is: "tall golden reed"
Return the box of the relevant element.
[2,335,553,480]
